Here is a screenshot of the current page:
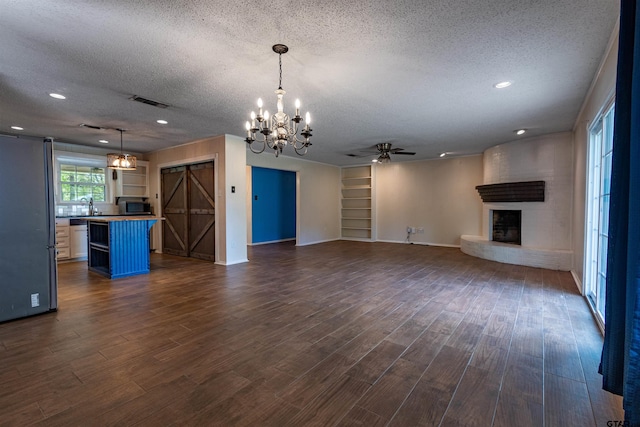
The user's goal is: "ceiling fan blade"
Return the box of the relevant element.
[79,123,104,130]
[393,151,416,155]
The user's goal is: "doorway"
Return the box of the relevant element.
[161,161,215,261]
[251,167,296,244]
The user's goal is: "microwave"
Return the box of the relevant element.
[118,201,151,215]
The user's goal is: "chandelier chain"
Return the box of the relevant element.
[278,54,283,90]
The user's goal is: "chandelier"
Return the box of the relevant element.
[245,44,313,157]
[107,128,137,170]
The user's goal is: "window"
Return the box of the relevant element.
[59,164,106,202]
[585,101,614,327]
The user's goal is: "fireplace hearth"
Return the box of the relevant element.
[492,210,521,245]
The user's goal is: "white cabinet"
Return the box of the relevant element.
[55,218,70,260]
[70,225,88,259]
[115,160,149,198]
[341,165,374,240]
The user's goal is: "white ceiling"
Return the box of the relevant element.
[0,0,619,166]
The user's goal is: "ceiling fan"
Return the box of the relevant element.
[373,143,416,163]
[345,142,416,163]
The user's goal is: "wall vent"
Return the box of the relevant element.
[129,95,169,109]
[475,181,545,202]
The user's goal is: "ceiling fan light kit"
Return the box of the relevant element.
[244,44,313,157]
[374,142,416,163]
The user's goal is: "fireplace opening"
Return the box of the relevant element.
[492,210,521,245]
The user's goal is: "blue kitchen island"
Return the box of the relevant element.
[87,216,161,279]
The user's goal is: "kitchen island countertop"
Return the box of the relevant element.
[86,216,164,222]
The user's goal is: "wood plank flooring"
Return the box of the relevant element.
[0,241,624,426]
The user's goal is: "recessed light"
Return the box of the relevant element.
[49,93,66,99]
[157,119,168,125]
[99,140,109,144]
[493,81,512,89]
[372,159,378,163]
[515,129,526,135]
[440,153,446,157]
[11,126,24,131]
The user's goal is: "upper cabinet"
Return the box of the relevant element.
[115,160,149,198]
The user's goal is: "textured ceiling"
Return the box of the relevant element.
[0,0,619,166]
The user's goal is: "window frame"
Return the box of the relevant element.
[54,151,111,205]
[584,99,615,331]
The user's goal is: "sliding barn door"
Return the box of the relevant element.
[161,162,215,260]
[161,166,188,257]
[188,162,215,261]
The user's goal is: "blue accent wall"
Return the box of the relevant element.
[251,167,296,244]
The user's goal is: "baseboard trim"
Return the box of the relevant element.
[375,239,461,248]
[249,238,296,246]
[215,259,249,266]
[297,238,341,247]
[570,270,584,295]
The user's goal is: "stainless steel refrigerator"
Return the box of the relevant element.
[0,134,57,322]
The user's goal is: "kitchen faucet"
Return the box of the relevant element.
[89,197,94,216]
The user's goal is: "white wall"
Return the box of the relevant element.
[572,26,619,290]
[246,150,341,246]
[224,136,248,264]
[482,132,573,251]
[375,155,483,246]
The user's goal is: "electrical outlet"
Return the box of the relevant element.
[411,227,417,234]
[407,226,411,233]
[31,293,39,307]
[417,227,425,234]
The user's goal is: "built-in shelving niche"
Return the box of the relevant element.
[341,165,374,240]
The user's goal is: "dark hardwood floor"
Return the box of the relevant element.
[0,241,624,426]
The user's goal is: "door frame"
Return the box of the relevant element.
[156,153,219,263]
[246,166,300,247]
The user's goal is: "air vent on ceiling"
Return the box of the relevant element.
[129,95,169,109]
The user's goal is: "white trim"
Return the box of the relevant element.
[296,238,341,247]
[215,258,249,266]
[249,238,295,246]
[375,239,461,248]
[570,270,584,295]
[573,17,620,132]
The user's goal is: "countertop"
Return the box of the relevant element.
[84,216,164,222]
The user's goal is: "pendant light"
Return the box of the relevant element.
[107,128,137,170]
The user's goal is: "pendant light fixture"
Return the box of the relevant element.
[107,128,137,170]
[244,44,313,157]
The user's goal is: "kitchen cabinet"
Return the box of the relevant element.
[55,218,70,260]
[115,160,149,198]
[70,223,88,259]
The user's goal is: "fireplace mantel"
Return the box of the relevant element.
[475,181,545,202]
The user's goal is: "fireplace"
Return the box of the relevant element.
[492,210,521,245]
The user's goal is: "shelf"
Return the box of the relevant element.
[89,242,109,251]
[342,176,371,181]
[342,185,371,190]
[341,208,372,210]
[341,227,372,230]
